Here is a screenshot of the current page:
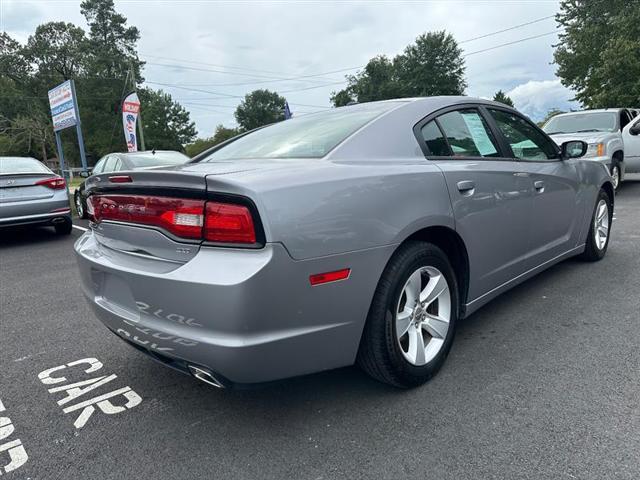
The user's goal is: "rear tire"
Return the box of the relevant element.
[357,241,459,388]
[580,189,612,262]
[54,217,73,235]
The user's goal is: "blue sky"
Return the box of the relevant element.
[1,0,580,136]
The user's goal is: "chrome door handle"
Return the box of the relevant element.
[514,172,530,177]
[534,180,545,192]
[457,180,476,196]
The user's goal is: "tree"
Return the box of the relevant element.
[492,90,514,107]
[554,0,640,108]
[235,89,286,131]
[331,31,466,106]
[394,31,466,97]
[24,22,87,80]
[137,88,196,151]
[185,124,241,157]
[331,55,401,107]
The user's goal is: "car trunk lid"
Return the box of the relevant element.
[0,173,58,203]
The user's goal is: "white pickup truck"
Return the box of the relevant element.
[542,108,640,189]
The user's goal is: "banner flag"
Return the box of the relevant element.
[122,92,141,152]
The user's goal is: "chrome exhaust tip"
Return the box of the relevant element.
[188,365,226,389]
[51,217,66,224]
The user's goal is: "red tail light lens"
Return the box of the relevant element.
[36,177,66,190]
[89,195,204,239]
[88,195,258,245]
[204,202,256,244]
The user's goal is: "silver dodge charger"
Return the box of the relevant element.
[75,97,613,388]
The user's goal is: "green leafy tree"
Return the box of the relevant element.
[235,89,286,131]
[185,124,241,157]
[24,22,87,80]
[331,55,401,107]
[331,31,466,106]
[554,0,640,108]
[394,31,466,97]
[137,88,196,151]
[492,90,514,107]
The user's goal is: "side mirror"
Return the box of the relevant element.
[80,170,90,178]
[630,125,640,136]
[561,140,587,159]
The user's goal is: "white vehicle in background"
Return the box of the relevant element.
[542,108,640,189]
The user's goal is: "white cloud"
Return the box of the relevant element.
[507,79,580,121]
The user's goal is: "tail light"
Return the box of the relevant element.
[88,194,258,245]
[36,177,66,190]
[205,202,256,244]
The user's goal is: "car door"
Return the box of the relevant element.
[484,107,583,267]
[416,106,535,301]
[622,117,640,173]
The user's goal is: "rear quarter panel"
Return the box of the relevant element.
[211,160,454,260]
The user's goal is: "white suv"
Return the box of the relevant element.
[543,108,640,189]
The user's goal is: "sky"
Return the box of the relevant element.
[1,0,580,137]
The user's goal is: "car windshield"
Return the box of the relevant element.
[0,157,52,175]
[125,151,190,168]
[543,112,617,134]
[200,102,402,161]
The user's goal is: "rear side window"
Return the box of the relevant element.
[201,102,402,161]
[0,157,51,174]
[436,110,500,158]
[420,121,450,156]
[488,109,558,161]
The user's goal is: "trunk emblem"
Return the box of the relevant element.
[5,179,15,185]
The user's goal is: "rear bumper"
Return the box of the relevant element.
[74,229,393,384]
[0,209,71,227]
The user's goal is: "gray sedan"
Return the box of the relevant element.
[74,97,613,388]
[1,156,72,234]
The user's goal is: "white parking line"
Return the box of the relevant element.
[72,225,88,232]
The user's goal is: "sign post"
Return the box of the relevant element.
[48,79,88,196]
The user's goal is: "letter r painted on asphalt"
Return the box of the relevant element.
[62,387,143,429]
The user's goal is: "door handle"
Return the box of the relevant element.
[456,180,476,196]
[534,180,545,192]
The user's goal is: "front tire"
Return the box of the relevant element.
[75,191,87,219]
[610,162,621,190]
[580,189,612,262]
[357,241,459,388]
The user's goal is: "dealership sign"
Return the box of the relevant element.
[48,80,78,132]
[122,92,141,152]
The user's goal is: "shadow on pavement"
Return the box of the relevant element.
[0,225,78,248]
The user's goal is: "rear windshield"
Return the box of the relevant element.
[201,102,402,161]
[0,157,52,175]
[126,151,190,168]
[543,112,617,134]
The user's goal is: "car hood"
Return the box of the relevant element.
[548,131,613,144]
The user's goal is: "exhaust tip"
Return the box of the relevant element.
[51,217,66,224]
[188,365,226,389]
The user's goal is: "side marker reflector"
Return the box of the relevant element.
[309,268,351,286]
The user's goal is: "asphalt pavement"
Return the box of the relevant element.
[1,178,639,479]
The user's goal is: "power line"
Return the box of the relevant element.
[459,15,555,44]
[463,30,559,57]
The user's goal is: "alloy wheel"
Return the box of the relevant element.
[75,195,84,217]
[594,199,609,250]
[611,166,620,190]
[395,266,451,366]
